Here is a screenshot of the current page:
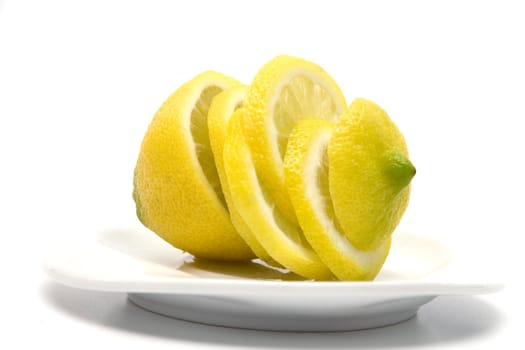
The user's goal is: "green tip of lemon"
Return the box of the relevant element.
[384,151,416,191]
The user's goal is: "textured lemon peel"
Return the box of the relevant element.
[328,98,413,252]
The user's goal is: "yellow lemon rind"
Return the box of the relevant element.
[328,98,412,251]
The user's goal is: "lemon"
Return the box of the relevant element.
[243,55,347,225]
[284,119,391,280]
[133,71,255,261]
[328,98,415,251]
[223,109,334,280]
[208,87,276,263]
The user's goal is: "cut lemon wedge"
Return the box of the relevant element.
[284,119,391,280]
[208,87,277,264]
[242,55,347,225]
[223,109,333,280]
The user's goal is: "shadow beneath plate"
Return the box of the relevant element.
[41,281,505,348]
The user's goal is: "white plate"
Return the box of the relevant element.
[43,226,503,332]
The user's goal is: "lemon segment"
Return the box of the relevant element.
[243,55,347,225]
[284,119,391,280]
[328,98,414,251]
[208,88,277,264]
[133,71,254,261]
[223,110,334,280]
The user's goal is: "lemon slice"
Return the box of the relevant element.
[328,98,415,251]
[133,71,254,261]
[208,87,276,263]
[243,55,347,225]
[223,109,333,280]
[284,119,391,280]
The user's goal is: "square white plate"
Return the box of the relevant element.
[43,226,503,331]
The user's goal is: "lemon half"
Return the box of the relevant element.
[133,71,254,261]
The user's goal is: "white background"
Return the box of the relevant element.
[1,0,524,348]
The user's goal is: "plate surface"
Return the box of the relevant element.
[43,227,503,331]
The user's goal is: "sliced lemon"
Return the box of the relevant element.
[133,71,254,261]
[284,119,391,280]
[223,109,333,280]
[208,87,276,263]
[243,55,347,225]
[328,98,415,251]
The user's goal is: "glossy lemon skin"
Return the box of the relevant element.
[328,98,414,251]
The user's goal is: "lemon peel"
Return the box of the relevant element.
[328,98,414,251]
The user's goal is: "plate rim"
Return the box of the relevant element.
[43,261,505,296]
[42,226,506,297]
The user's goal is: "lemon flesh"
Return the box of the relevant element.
[208,88,277,264]
[328,98,415,251]
[243,55,347,225]
[133,71,254,261]
[285,119,391,280]
[223,110,333,280]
